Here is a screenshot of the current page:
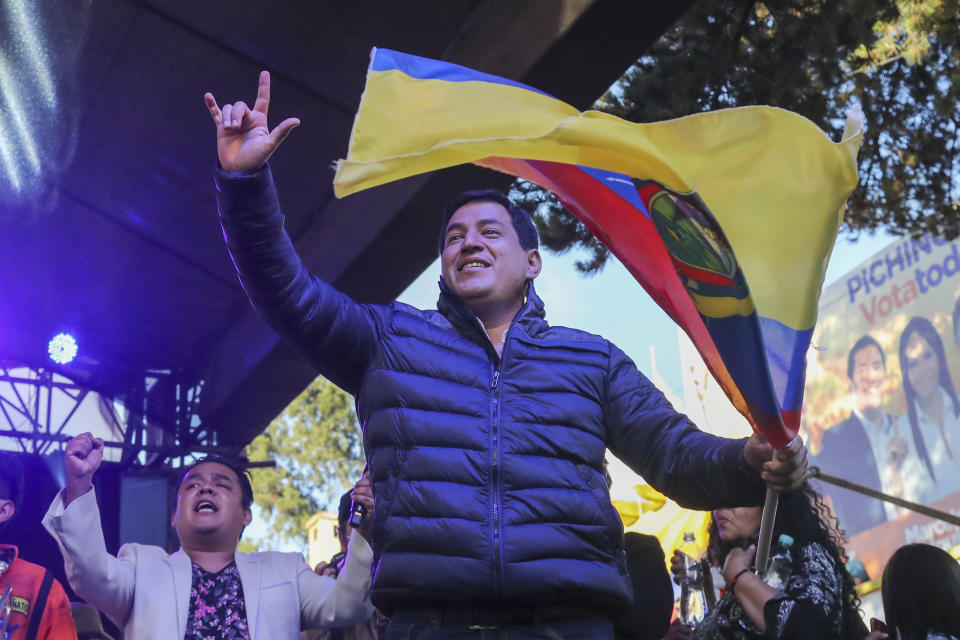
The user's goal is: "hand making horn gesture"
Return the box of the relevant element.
[204,70,300,173]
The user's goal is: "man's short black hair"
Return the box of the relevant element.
[175,455,253,510]
[438,189,539,254]
[847,334,885,381]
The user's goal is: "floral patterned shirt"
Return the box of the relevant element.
[184,561,251,640]
[692,541,849,640]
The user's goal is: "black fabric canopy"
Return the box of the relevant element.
[0,0,693,448]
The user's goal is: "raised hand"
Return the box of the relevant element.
[64,432,104,505]
[204,70,300,173]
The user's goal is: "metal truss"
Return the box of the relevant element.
[0,367,90,455]
[0,364,256,469]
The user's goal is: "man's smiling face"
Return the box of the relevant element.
[171,461,251,548]
[440,200,540,320]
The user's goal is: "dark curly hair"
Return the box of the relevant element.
[712,483,861,636]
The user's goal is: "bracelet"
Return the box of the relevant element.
[729,568,751,591]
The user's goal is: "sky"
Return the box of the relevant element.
[397,227,900,398]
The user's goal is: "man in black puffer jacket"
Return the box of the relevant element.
[204,72,808,640]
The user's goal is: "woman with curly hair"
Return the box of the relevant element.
[667,482,864,639]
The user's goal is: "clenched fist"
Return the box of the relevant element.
[64,432,104,506]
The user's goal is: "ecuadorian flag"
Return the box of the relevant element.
[334,48,862,448]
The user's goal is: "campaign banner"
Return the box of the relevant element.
[806,233,960,580]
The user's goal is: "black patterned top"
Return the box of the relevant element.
[184,561,251,640]
[692,541,848,640]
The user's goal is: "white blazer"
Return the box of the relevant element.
[43,488,374,640]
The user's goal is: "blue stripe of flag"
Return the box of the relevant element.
[575,166,651,220]
[702,312,783,418]
[759,316,813,413]
[370,48,554,97]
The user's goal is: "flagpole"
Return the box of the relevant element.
[754,450,779,575]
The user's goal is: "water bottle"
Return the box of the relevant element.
[763,533,794,591]
[679,532,707,626]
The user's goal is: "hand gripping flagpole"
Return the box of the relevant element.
[754,450,780,576]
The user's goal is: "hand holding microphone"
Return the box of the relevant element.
[348,498,366,528]
[347,468,373,541]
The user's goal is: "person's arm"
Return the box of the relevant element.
[299,471,375,628]
[722,546,778,632]
[37,577,77,640]
[724,543,846,639]
[215,164,379,393]
[298,534,375,628]
[604,345,806,507]
[604,344,765,508]
[206,72,378,395]
[41,433,136,629]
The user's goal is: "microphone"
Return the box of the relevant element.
[347,465,369,529]
[347,500,367,529]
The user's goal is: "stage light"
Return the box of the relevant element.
[48,332,78,365]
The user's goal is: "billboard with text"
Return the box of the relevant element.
[806,233,960,580]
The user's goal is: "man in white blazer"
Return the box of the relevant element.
[43,433,374,640]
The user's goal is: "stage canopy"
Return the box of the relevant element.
[0,0,694,452]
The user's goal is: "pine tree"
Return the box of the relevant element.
[514,0,960,273]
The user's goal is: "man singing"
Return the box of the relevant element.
[44,433,374,640]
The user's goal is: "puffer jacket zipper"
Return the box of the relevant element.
[490,360,502,595]
[461,291,535,598]
[489,306,525,597]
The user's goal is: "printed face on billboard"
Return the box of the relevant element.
[805,234,960,583]
[903,333,939,400]
[851,343,886,414]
